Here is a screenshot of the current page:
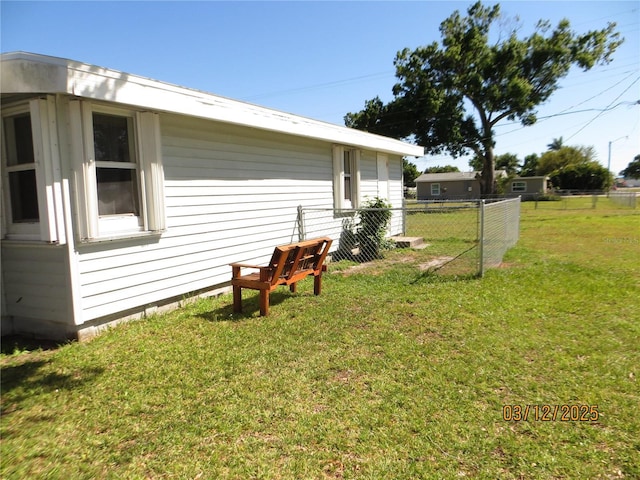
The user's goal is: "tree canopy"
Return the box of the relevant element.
[424,165,460,173]
[470,153,520,175]
[537,146,611,190]
[619,155,640,179]
[344,1,622,195]
[403,159,421,187]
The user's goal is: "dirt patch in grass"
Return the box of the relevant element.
[333,254,455,276]
[418,256,455,271]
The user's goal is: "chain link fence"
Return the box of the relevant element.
[529,192,638,210]
[298,197,521,278]
[479,198,521,275]
[609,191,637,209]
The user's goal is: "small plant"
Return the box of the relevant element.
[357,196,394,261]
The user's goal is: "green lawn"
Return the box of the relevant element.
[2,203,639,479]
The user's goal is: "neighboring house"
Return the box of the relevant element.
[616,177,640,188]
[0,52,423,339]
[416,170,506,200]
[416,171,548,200]
[505,176,550,197]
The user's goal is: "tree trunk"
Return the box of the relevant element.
[480,147,496,196]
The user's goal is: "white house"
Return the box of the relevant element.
[1,52,423,339]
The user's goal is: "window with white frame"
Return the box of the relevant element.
[333,145,360,209]
[3,111,39,226]
[71,101,166,241]
[1,102,50,240]
[93,113,141,226]
[2,98,68,243]
[512,181,526,193]
[431,183,441,196]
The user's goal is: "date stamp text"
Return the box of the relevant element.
[502,404,599,422]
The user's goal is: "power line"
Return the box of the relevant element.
[564,76,640,141]
[241,71,395,101]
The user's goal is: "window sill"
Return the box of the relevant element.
[79,230,165,245]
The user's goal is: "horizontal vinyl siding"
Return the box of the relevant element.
[389,156,404,235]
[359,151,378,201]
[76,115,337,321]
[1,244,71,325]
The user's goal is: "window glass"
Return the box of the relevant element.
[93,113,133,163]
[9,170,39,222]
[6,114,35,166]
[431,183,440,195]
[3,113,39,223]
[343,151,351,174]
[512,182,526,192]
[96,168,140,216]
[343,150,352,202]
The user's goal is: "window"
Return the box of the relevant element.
[431,183,440,196]
[333,145,360,209]
[2,104,47,239]
[2,97,68,243]
[3,113,39,224]
[93,113,142,231]
[71,102,166,241]
[343,149,353,204]
[512,181,526,193]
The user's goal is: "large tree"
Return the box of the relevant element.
[403,159,421,187]
[537,145,612,190]
[519,153,539,177]
[470,153,520,174]
[424,165,460,173]
[620,155,640,179]
[345,1,622,195]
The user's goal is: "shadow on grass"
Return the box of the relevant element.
[197,290,296,322]
[1,359,104,420]
[1,335,67,356]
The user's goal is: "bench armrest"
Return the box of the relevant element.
[230,263,274,282]
[229,262,265,269]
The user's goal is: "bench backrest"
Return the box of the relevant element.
[266,237,332,286]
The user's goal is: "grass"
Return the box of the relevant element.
[2,202,639,479]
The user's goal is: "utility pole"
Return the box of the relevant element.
[607,135,627,194]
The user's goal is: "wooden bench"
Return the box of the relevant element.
[230,237,333,316]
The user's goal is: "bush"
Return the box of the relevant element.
[357,197,394,261]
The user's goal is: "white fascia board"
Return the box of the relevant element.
[1,52,424,158]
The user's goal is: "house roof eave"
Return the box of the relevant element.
[0,52,424,158]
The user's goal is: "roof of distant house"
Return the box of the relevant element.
[415,170,508,182]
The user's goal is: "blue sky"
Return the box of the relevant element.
[2,1,639,175]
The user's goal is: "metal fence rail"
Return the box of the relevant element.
[299,197,521,277]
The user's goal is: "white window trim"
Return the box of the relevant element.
[70,101,166,242]
[1,98,64,243]
[512,181,527,193]
[332,145,360,210]
[431,183,441,196]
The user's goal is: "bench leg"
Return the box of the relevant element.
[289,282,297,293]
[314,274,322,295]
[259,289,269,316]
[233,286,242,313]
